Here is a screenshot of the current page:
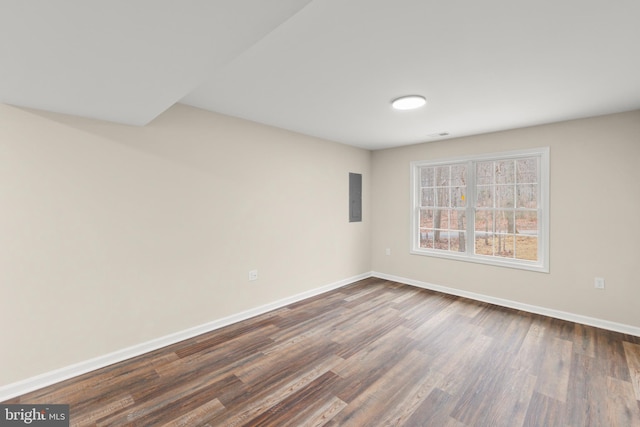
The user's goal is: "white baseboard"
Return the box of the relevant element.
[0,272,372,402]
[5,270,636,402]
[372,271,640,337]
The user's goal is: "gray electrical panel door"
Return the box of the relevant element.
[349,173,362,222]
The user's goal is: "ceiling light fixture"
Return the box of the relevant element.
[391,95,427,110]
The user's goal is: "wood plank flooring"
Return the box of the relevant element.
[5,277,640,426]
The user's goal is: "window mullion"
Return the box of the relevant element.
[466,160,475,256]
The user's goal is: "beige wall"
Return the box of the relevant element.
[0,103,371,386]
[2,103,639,389]
[372,110,640,329]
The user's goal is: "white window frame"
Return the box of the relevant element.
[410,147,549,273]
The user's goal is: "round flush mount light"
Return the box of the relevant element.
[391,95,427,110]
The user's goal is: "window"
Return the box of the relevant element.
[411,148,549,272]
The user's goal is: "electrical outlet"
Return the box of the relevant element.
[249,269,258,281]
[385,248,391,256]
[594,277,605,289]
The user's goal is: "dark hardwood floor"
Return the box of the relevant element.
[5,277,640,426]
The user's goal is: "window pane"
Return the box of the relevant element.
[476,185,493,207]
[420,167,435,187]
[450,209,466,230]
[475,233,494,256]
[496,184,515,208]
[449,232,466,252]
[419,229,433,248]
[515,236,538,261]
[517,158,538,184]
[433,230,447,248]
[452,186,466,207]
[434,237,449,250]
[496,160,515,184]
[496,210,515,234]
[421,188,434,207]
[420,209,434,228]
[516,211,538,234]
[435,187,450,207]
[475,210,493,233]
[433,209,450,230]
[476,161,493,185]
[481,235,516,258]
[435,166,450,186]
[497,235,516,258]
[516,184,537,208]
[451,164,467,186]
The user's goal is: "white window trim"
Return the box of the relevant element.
[410,147,550,273]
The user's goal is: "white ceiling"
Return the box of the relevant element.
[2,1,639,150]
